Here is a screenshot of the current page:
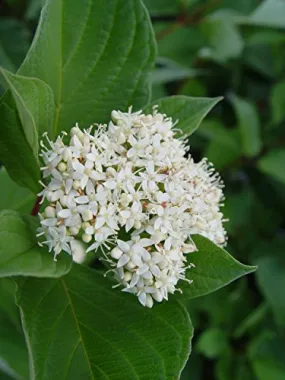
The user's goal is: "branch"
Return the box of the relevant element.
[31,196,42,216]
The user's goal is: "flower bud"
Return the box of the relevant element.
[58,162,67,172]
[45,206,55,218]
[82,234,92,243]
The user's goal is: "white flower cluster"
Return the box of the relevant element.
[38,108,227,307]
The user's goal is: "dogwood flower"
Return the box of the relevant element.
[38,107,227,307]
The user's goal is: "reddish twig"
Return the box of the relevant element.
[31,196,43,216]
[156,0,221,42]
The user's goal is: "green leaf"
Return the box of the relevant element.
[144,0,179,16]
[152,57,200,85]
[258,149,285,185]
[0,210,72,278]
[179,235,256,299]
[198,120,240,151]
[0,168,34,213]
[18,0,156,136]
[243,44,276,79]
[197,328,228,359]
[0,93,41,193]
[0,311,29,380]
[234,302,269,339]
[249,332,285,380]
[200,11,244,63]
[25,0,45,21]
[16,264,192,380]
[271,80,285,124]
[155,23,204,67]
[0,19,30,73]
[244,0,285,30]
[198,120,241,169]
[253,238,285,327]
[145,95,222,136]
[1,67,55,155]
[230,94,262,157]
[0,279,21,329]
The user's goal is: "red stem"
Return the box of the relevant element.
[31,196,43,216]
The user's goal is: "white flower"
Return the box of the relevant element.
[38,106,227,307]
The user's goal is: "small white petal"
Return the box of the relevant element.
[57,209,72,218]
[104,180,117,189]
[138,292,147,307]
[117,254,130,268]
[95,216,105,229]
[75,196,89,204]
[117,240,130,253]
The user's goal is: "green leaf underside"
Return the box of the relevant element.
[18,0,156,136]
[144,95,222,136]
[0,68,55,156]
[16,264,192,380]
[0,169,34,213]
[179,235,256,299]
[0,210,72,278]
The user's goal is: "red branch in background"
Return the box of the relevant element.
[31,196,43,216]
[156,0,221,41]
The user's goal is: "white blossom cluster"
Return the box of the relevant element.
[38,108,227,307]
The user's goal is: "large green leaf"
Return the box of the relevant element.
[18,0,156,136]
[0,210,72,278]
[179,235,256,299]
[253,239,285,327]
[258,149,285,185]
[145,95,222,136]
[230,94,261,157]
[1,68,55,155]
[0,311,29,380]
[0,169,34,213]
[16,264,192,380]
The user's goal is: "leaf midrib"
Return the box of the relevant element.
[53,0,63,138]
[60,279,96,380]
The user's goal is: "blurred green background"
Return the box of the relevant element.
[1,0,285,379]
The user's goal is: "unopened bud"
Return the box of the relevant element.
[82,234,92,243]
[45,206,55,218]
[58,162,67,172]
